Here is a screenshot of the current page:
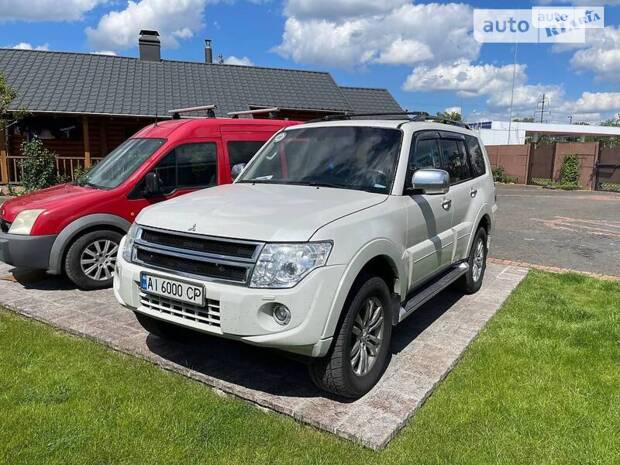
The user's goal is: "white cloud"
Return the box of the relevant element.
[0,0,106,22]
[86,0,211,51]
[284,0,408,20]
[572,92,620,112]
[224,55,254,66]
[276,2,480,68]
[91,50,117,56]
[375,39,433,65]
[404,60,564,113]
[444,106,462,115]
[569,26,620,82]
[10,42,49,51]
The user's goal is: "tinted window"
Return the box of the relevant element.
[410,138,442,171]
[227,141,265,168]
[176,143,217,187]
[440,139,470,184]
[465,135,486,177]
[151,143,217,193]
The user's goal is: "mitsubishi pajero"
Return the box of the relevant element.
[114,114,496,398]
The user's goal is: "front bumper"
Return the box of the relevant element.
[0,231,57,270]
[113,237,345,357]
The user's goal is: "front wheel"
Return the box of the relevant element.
[457,227,488,294]
[64,230,122,290]
[309,276,392,399]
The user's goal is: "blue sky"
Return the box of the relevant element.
[1,0,619,122]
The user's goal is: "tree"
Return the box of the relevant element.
[436,111,462,122]
[601,117,620,127]
[0,72,17,134]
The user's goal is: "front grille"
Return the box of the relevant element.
[141,229,258,259]
[140,292,221,328]
[134,227,263,285]
[136,248,249,282]
[0,220,10,233]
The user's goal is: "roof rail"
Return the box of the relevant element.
[307,111,470,129]
[227,107,280,118]
[169,104,217,119]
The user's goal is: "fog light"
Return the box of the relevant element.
[272,304,291,326]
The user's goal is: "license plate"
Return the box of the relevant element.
[140,273,205,306]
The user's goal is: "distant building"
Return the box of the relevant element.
[0,30,402,184]
[471,120,620,146]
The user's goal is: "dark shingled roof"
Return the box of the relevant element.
[0,49,401,118]
[339,86,402,114]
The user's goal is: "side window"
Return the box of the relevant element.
[410,138,442,171]
[151,142,217,193]
[227,141,266,168]
[465,135,486,177]
[154,152,176,194]
[176,143,217,187]
[439,138,471,184]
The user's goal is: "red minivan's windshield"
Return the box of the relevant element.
[77,138,165,189]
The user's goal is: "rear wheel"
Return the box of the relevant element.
[457,227,488,294]
[65,230,122,290]
[309,276,392,399]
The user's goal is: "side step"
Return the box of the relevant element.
[397,262,469,324]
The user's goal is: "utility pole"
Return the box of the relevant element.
[535,94,550,123]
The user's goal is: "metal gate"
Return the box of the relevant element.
[595,147,620,192]
[528,143,556,185]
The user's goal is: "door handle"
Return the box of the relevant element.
[441,199,452,211]
[470,188,478,198]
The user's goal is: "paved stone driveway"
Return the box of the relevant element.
[0,262,526,449]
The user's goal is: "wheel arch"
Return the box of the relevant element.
[320,239,404,343]
[48,214,131,274]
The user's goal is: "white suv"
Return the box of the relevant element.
[114,116,496,398]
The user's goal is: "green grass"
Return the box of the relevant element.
[1,271,619,464]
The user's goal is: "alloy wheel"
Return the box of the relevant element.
[80,239,118,281]
[472,238,485,283]
[350,296,384,377]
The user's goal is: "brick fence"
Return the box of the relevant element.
[487,141,619,190]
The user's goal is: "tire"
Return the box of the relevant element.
[309,276,392,399]
[64,230,123,290]
[134,312,195,342]
[457,227,488,294]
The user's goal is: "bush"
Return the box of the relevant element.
[19,137,60,192]
[559,154,580,187]
[492,166,518,184]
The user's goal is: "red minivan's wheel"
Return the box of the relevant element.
[65,230,123,290]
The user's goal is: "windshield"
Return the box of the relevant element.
[237,126,402,194]
[77,138,165,189]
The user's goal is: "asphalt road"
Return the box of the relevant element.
[492,184,620,277]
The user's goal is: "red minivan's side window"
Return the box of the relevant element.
[153,143,218,193]
[227,141,266,168]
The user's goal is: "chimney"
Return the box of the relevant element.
[205,39,213,64]
[139,30,161,61]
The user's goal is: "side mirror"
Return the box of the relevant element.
[231,163,246,181]
[144,172,162,196]
[411,169,450,195]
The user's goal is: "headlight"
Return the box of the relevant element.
[8,209,44,235]
[250,242,332,288]
[122,223,141,263]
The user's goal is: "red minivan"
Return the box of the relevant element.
[0,117,297,289]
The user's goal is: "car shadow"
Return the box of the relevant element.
[2,267,82,291]
[145,287,464,401]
